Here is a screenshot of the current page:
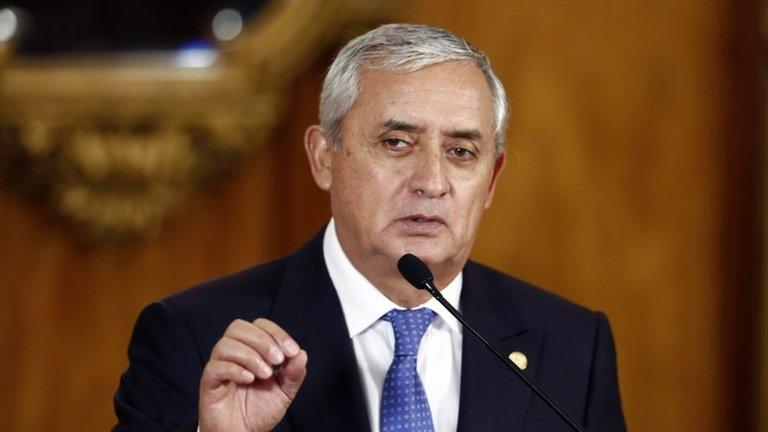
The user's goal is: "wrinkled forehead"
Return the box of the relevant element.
[351,62,495,133]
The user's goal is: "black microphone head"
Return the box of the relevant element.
[397,253,434,289]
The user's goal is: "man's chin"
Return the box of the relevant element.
[394,239,453,267]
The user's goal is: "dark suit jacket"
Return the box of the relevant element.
[113,229,626,431]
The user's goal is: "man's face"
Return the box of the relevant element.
[310,61,505,275]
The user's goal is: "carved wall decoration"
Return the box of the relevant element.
[0,0,394,242]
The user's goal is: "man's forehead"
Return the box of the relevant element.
[353,65,494,128]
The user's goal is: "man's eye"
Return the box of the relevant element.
[449,147,476,160]
[383,138,409,150]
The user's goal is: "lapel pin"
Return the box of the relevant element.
[508,351,528,370]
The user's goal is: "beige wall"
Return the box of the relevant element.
[0,1,762,431]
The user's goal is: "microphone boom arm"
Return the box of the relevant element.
[422,281,587,432]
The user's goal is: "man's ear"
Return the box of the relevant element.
[484,149,507,209]
[303,125,333,191]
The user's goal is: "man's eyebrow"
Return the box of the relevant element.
[379,120,483,142]
[445,129,483,142]
[380,119,425,134]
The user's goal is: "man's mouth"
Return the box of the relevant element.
[397,214,447,233]
[405,214,446,224]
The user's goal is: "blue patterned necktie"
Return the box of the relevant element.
[380,308,437,432]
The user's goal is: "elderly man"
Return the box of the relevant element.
[113,24,626,432]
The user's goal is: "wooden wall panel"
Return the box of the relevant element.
[0,50,333,430]
[0,77,329,429]
[0,1,761,431]
[0,158,267,431]
[393,1,760,431]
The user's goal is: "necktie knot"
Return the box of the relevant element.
[382,308,436,356]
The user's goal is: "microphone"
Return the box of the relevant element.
[397,253,587,432]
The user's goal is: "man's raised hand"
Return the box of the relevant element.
[198,318,308,432]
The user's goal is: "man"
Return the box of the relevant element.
[113,24,626,432]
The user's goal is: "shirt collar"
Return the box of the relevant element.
[323,219,462,338]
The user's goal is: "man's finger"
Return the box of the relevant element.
[224,319,287,366]
[253,318,301,358]
[201,359,256,390]
[277,349,308,400]
[214,337,274,379]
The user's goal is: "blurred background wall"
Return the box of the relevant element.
[0,0,764,431]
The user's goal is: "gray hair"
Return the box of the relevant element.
[319,23,508,154]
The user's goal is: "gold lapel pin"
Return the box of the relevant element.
[508,351,528,370]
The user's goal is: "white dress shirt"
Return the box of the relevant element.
[323,219,463,432]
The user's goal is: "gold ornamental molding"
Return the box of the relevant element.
[0,0,395,242]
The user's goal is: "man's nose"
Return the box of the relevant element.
[409,146,450,198]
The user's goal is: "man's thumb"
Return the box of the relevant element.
[278,350,308,399]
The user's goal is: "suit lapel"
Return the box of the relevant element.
[457,263,544,432]
[268,230,371,432]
